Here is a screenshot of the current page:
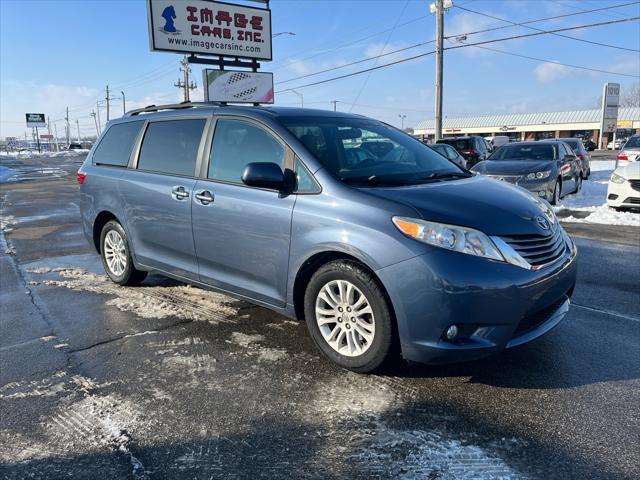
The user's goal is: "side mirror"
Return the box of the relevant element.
[242,162,285,190]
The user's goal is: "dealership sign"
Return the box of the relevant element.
[147,0,272,60]
[26,113,46,128]
[600,82,620,134]
[203,69,273,103]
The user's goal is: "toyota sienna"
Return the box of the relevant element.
[79,103,577,373]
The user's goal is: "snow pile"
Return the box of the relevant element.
[1,149,89,159]
[555,160,639,226]
[26,267,242,323]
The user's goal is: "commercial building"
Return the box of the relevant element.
[414,107,640,146]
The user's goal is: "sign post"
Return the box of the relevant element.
[26,113,46,153]
[146,0,274,105]
[598,82,620,150]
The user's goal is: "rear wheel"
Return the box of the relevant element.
[575,176,582,193]
[100,220,147,286]
[304,260,395,373]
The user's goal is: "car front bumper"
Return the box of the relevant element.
[376,239,578,364]
[607,178,640,208]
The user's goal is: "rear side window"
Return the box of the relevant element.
[137,119,206,176]
[92,121,143,166]
[208,119,285,183]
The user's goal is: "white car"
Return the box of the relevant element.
[607,161,640,210]
[607,138,625,150]
[616,134,640,167]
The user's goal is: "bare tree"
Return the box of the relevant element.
[595,83,640,109]
[619,83,640,108]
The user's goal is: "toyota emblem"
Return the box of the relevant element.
[535,216,550,230]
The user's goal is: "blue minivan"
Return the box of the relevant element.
[79,103,577,372]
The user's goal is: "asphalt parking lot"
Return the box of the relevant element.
[1,153,639,479]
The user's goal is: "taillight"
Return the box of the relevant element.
[76,171,87,184]
[617,153,629,161]
[576,153,585,160]
[461,149,480,157]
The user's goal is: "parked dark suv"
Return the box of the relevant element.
[79,103,577,373]
[437,136,492,168]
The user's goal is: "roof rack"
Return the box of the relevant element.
[124,101,222,117]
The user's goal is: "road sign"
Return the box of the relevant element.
[26,113,46,128]
[147,0,272,60]
[203,69,273,103]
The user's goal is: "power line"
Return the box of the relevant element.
[278,16,640,93]
[454,5,640,52]
[445,0,640,38]
[443,17,640,51]
[448,39,640,78]
[348,0,411,112]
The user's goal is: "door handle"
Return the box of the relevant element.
[194,190,214,205]
[171,185,189,200]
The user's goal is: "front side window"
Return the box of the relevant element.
[92,121,143,167]
[282,117,464,186]
[137,119,206,176]
[295,157,321,193]
[208,119,285,183]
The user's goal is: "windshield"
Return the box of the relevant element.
[281,117,465,185]
[623,136,640,149]
[489,144,556,161]
[439,138,471,150]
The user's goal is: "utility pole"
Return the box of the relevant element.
[76,119,81,143]
[121,91,126,115]
[398,114,407,130]
[175,56,197,102]
[431,0,450,141]
[331,100,337,112]
[96,101,102,134]
[91,111,100,137]
[106,84,110,122]
[53,123,60,152]
[47,116,53,152]
[65,107,70,146]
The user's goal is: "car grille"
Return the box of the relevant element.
[514,296,567,336]
[501,227,566,268]
[486,174,521,184]
[623,197,640,204]
[629,179,640,192]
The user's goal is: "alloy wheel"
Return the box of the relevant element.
[103,230,127,276]
[315,279,375,357]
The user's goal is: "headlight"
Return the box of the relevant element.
[610,173,626,184]
[526,170,551,180]
[392,217,504,261]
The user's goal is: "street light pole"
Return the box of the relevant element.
[121,91,126,115]
[272,32,296,38]
[398,114,407,130]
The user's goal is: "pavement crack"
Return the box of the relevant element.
[572,302,639,322]
[68,319,195,354]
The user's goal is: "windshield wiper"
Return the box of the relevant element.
[418,172,473,181]
[340,175,411,186]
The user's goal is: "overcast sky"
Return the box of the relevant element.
[1,0,639,138]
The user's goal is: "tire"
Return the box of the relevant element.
[100,220,147,286]
[551,179,561,205]
[575,176,582,193]
[304,260,395,373]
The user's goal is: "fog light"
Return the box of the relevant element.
[445,325,458,340]
[538,191,546,197]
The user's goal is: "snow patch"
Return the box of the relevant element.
[28,267,242,323]
[229,332,289,362]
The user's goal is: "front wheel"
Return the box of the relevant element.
[100,220,147,286]
[304,260,395,373]
[551,179,561,205]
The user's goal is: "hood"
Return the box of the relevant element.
[363,175,553,236]
[616,160,640,179]
[472,160,554,175]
